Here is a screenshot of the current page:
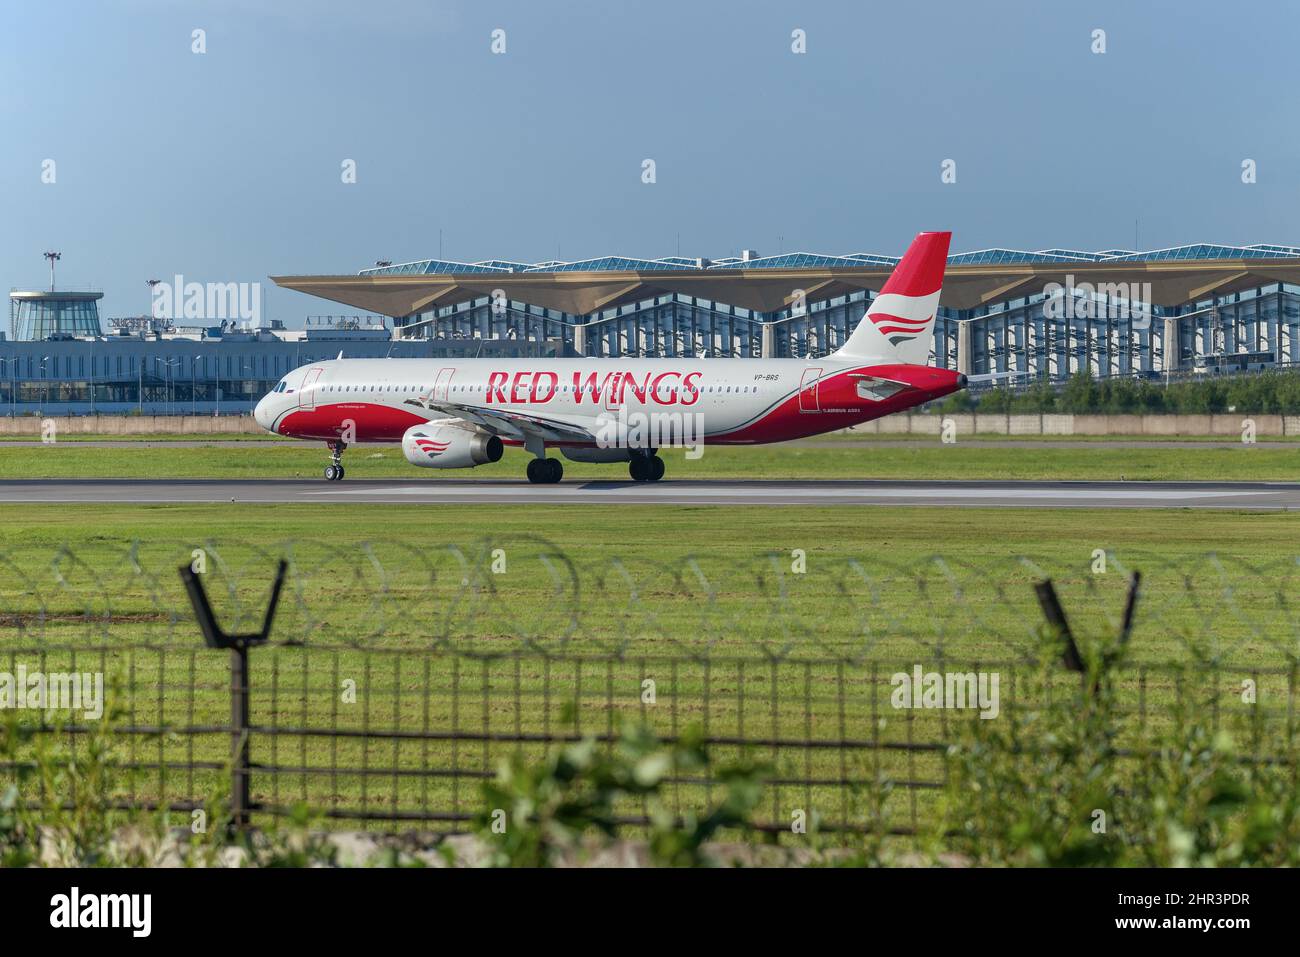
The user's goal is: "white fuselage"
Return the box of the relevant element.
[254,355,964,449]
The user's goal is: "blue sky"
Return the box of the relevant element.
[2,0,1296,324]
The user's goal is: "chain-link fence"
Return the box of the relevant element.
[1,540,1298,844]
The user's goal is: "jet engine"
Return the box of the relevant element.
[401,422,503,469]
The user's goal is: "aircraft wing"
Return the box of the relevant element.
[964,370,1027,383]
[403,397,597,444]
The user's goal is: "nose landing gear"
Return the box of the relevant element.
[324,440,346,481]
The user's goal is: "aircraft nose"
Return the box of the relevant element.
[253,395,273,432]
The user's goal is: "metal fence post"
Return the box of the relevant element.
[230,642,251,830]
[1034,571,1141,697]
[179,558,287,833]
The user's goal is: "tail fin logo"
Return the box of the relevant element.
[869,304,935,345]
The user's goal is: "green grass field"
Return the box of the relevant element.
[2,431,1296,852]
[2,502,1296,845]
[3,439,1300,480]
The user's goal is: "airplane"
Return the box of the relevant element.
[253,231,968,483]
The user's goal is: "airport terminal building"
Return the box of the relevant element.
[281,243,1300,378]
[8,242,1300,414]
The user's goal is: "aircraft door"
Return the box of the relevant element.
[798,367,822,412]
[299,367,324,410]
[433,367,455,402]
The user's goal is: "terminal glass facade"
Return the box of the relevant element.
[11,294,103,340]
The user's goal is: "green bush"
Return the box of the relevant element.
[0,685,173,867]
[939,632,1300,866]
[475,720,767,867]
[957,370,1300,415]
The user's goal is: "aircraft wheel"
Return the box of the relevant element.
[649,456,665,482]
[336,465,345,481]
[325,440,346,481]
[528,459,563,484]
[629,457,650,482]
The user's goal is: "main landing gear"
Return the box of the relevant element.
[324,440,346,481]
[526,458,563,484]
[629,451,665,482]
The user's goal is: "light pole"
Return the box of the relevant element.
[154,357,180,415]
[191,352,200,415]
[44,252,61,292]
[153,358,166,415]
[146,279,162,321]
[39,355,51,412]
[0,355,12,416]
[235,359,255,416]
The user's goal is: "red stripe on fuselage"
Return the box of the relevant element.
[276,403,430,441]
[708,365,964,444]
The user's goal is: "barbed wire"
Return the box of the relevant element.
[0,540,1297,667]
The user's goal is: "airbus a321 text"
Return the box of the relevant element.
[254,231,969,483]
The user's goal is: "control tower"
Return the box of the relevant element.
[8,251,103,339]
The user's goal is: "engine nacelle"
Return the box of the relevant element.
[401,423,503,469]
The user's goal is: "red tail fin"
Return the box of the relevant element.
[835,231,950,365]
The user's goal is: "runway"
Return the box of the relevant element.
[0,478,1297,508]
